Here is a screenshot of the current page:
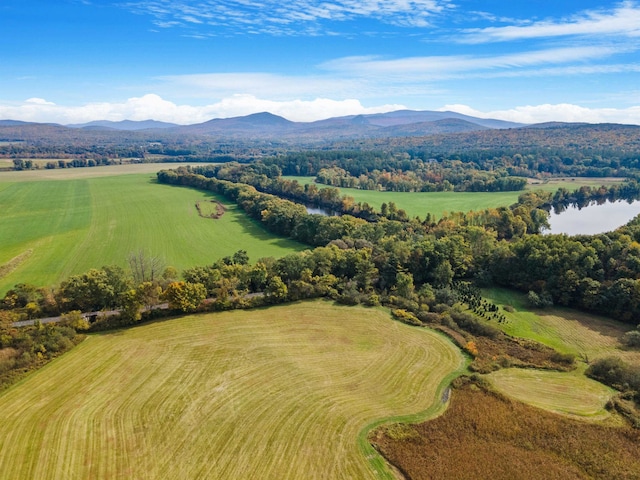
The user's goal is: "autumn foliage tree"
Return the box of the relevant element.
[163,281,207,313]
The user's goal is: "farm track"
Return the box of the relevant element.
[0,301,464,479]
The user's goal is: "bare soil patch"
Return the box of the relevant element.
[195,199,226,219]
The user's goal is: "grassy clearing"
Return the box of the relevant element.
[481,288,640,365]
[341,189,521,219]
[0,301,464,479]
[487,368,615,419]
[0,162,199,181]
[283,176,624,219]
[283,176,521,218]
[477,288,640,419]
[527,176,626,192]
[0,170,305,293]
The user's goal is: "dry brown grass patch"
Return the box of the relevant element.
[371,377,640,480]
[0,250,33,279]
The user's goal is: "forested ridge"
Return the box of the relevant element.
[3,122,640,177]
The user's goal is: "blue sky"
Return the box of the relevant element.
[1,0,639,124]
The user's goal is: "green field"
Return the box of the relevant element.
[526,176,626,192]
[0,301,464,479]
[284,176,625,219]
[487,368,615,419]
[0,166,306,293]
[482,288,640,365]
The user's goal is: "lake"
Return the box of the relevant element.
[543,199,640,235]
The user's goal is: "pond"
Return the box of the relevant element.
[543,199,640,235]
[305,206,339,216]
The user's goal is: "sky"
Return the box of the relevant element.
[1,0,639,125]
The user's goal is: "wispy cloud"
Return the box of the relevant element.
[459,1,640,43]
[120,0,452,34]
[321,45,630,79]
[159,72,367,99]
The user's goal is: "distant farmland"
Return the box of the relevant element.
[0,167,306,293]
[284,175,626,220]
[0,301,464,479]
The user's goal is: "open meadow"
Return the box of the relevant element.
[486,368,615,420]
[284,175,625,219]
[474,288,640,419]
[482,288,640,365]
[366,287,640,479]
[0,300,464,480]
[0,165,306,294]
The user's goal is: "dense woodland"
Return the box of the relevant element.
[3,121,640,177]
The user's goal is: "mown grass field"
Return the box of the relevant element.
[478,288,640,418]
[487,369,615,419]
[0,165,306,294]
[0,301,464,480]
[284,176,625,219]
[482,288,640,365]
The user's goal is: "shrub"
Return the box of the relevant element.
[622,330,640,348]
[527,290,553,309]
[417,311,443,324]
[432,303,450,314]
[392,309,422,326]
[450,311,500,339]
[586,357,637,390]
[387,296,420,313]
[464,340,479,357]
[550,351,575,366]
[435,287,458,306]
[59,311,90,331]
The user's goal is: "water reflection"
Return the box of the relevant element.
[544,199,640,235]
[305,206,339,216]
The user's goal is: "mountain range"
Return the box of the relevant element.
[50,110,525,139]
[4,111,640,152]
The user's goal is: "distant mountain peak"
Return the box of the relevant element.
[241,112,292,124]
[66,119,178,131]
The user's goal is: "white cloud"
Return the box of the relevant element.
[1,94,639,126]
[460,1,640,43]
[442,103,640,125]
[0,94,405,124]
[25,98,55,105]
[121,0,452,34]
[321,45,627,78]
